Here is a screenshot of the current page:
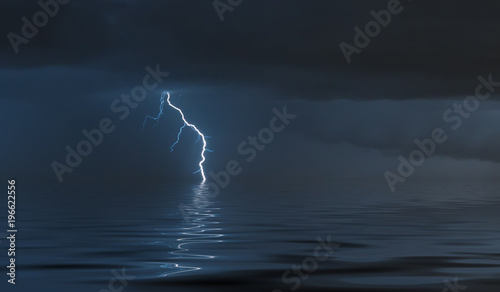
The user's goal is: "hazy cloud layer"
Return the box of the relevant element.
[3,1,500,101]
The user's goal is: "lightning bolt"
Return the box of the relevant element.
[143,92,210,182]
[142,93,165,129]
[170,123,186,152]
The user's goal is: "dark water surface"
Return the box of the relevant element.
[5,179,500,291]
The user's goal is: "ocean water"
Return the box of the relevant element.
[6,179,500,291]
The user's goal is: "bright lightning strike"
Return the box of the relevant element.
[143,92,210,182]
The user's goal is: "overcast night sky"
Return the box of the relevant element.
[3,0,500,187]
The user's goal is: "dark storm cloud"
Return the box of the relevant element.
[296,99,500,165]
[4,0,500,186]
[3,0,500,101]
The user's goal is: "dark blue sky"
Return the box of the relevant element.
[3,0,500,187]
